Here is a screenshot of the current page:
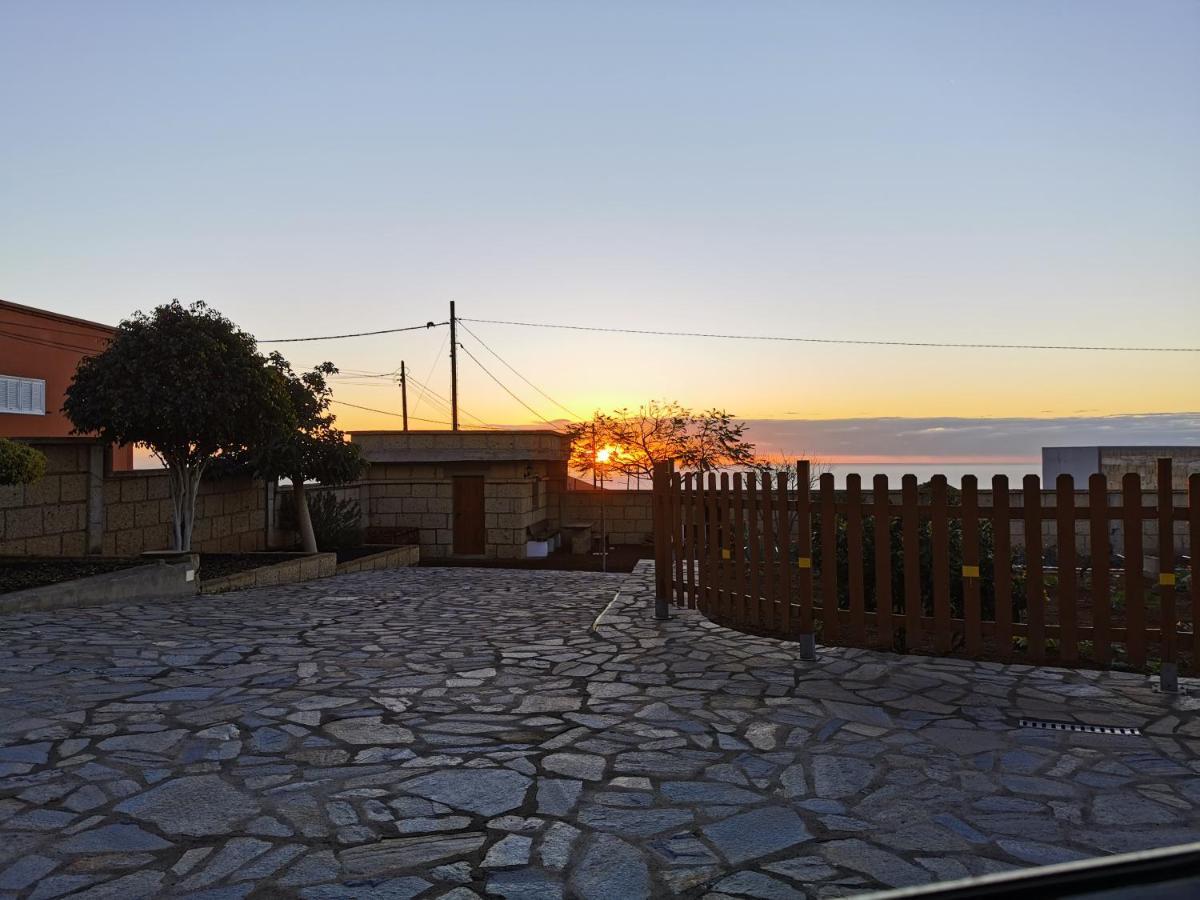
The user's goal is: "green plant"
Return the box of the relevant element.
[229,354,367,553]
[0,439,46,486]
[64,300,294,550]
[280,491,363,551]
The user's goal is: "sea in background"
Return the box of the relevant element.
[822,462,1038,489]
[601,461,1041,491]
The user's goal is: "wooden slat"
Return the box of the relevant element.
[681,474,695,608]
[1123,472,1146,668]
[873,474,893,650]
[717,473,731,621]
[820,472,839,643]
[992,475,1012,661]
[846,474,866,644]
[652,462,666,602]
[1024,475,1045,664]
[796,462,814,634]
[961,475,981,657]
[1089,474,1111,666]
[732,473,747,626]
[671,471,684,607]
[696,473,709,612]
[746,472,762,626]
[760,471,777,631]
[1157,458,1176,667]
[1191,474,1200,670]
[705,473,720,616]
[1056,474,1078,664]
[931,475,951,654]
[776,472,793,638]
[901,474,921,651]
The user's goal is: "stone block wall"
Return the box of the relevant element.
[102,470,267,556]
[361,460,561,559]
[0,438,267,557]
[0,442,93,556]
[560,489,655,545]
[1099,448,1200,490]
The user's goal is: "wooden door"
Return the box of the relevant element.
[453,476,486,555]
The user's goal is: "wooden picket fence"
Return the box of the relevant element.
[651,458,1200,674]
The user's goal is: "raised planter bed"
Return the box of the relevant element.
[1,557,196,614]
[199,552,336,594]
[335,544,419,574]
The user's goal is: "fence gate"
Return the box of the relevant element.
[652,459,1200,676]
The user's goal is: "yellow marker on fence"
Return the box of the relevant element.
[1159,573,1176,587]
[721,548,731,560]
[962,565,980,578]
[797,557,812,569]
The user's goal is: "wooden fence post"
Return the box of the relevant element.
[846,474,866,645]
[1123,473,1146,669]
[931,475,951,653]
[1024,475,1045,664]
[1157,458,1177,691]
[819,473,839,643]
[1057,474,1078,664]
[993,475,1012,661]
[902,474,921,652]
[873,474,893,651]
[1089,474,1111,666]
[961,475,981,657]
[653,460,672,620]
[796,461,814,655]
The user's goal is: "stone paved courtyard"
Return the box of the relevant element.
[1,563,1199,899]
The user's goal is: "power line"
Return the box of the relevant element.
[330,398,497,429]
[460,317,1200,353]
[457,321,583,419]
[259,321,447,344]
[457,340,564,431]
[403,368,495,429]
[412,330,450,417]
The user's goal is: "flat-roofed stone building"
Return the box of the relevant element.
[351,430,572,560]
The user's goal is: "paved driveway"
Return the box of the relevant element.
[1,564,1198,899]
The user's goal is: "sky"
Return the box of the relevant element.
[2,1,1197,458]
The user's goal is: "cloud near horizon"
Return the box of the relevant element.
[742,413,1200,462]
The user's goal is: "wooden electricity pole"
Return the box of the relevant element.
[449,301,459,431]
[399,360,408,431]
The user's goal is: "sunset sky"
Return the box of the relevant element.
[2,2,1197,460]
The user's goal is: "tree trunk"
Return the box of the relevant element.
[167,461,205,551]
[293,480,318,553]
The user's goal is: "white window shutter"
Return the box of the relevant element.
[0,375,47,415]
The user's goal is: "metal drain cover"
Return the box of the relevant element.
[1019,718,1141,736]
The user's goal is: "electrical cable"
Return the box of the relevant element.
[456,320,583,419]
[457,340,564,431]
[459,317,1200,353]
[259,321,447,343]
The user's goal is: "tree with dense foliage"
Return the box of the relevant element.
[0,439,47,486]
[566,401,757,486]
[236,354,367,553]
[63,300,293,551]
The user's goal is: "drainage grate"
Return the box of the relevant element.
[1019,718,1141,736]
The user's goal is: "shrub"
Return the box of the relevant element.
[280,490,363,551]
[0,439,47,486]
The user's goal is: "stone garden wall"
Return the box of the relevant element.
[0,439,268,557]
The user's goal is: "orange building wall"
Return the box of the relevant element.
[0,300,133,470]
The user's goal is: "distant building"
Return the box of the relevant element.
[0,299,133,470]
[349,429,572,559]
[1042,446,1200,489]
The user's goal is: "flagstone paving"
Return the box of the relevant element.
[1,563,1199,899]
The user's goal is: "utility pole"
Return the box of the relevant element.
[449,301,459,431]
[399,360,408,432]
